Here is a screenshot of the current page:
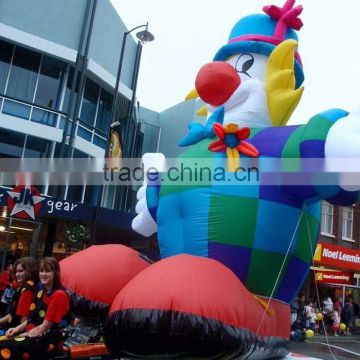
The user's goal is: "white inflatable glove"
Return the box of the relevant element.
[136,184,146,200]
[132,208,157,237]
[325,107,360,191]
[131,153,165,236]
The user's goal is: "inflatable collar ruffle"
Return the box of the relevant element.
[179,106,224,147]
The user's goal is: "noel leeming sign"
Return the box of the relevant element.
[314,242,360,271]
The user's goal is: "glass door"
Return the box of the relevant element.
[0,215,41,269]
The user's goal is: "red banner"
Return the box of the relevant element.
[314,242,360,272]
[314,270,353,285]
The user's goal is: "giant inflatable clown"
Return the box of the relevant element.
[105,0,360,358]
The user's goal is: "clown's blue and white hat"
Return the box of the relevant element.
[214,0,304,88]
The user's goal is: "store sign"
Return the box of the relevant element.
[314,242,360,272]
[44,199,78,214]
[0,186,89,222]
[314,270,353,285]
[0,186,131,228]
[7,185,45,220]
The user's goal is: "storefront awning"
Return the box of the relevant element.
[310,266,337,272]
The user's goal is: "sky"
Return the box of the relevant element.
[110,0,360,125]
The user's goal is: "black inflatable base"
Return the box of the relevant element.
[104,309,289,360]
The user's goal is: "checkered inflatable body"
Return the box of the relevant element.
[149,109,359,303]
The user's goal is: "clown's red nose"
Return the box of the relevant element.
[195,61,240,107]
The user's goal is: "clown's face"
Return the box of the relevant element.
[196,53,271,128]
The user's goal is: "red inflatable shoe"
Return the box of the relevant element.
[104,255,290,359]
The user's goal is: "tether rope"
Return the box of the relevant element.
[304,205,338,360]
[256,204,305,335]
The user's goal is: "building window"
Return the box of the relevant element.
[80,77,99,126]
[84,186,100,206]
[321,201,334,236]
[141,122,160,154]
[6,46,41,102]
[0,129,25,157]
[133,130,144,158]
[23,135,53,158]
[72,149,89,158]
[0,40,14,94]
[95,89,112,134]
[102,185,116,209]
[34,55,67,109]
[62,66,79,112]
[66,186,84,203]
[342,206,354,241]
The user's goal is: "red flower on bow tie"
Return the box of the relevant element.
[208,123,259,157]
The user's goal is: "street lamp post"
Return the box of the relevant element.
[109,22,154,130]
[91,23,154,244]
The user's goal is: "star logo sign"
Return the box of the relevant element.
[7,185,45,220]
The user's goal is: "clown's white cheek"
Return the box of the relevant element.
[221,80,270,128]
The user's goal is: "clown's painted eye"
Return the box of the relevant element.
[235,54,254,77]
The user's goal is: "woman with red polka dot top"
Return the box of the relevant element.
[0,257,71,359]
[0,257,37,339]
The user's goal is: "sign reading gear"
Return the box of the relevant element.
[314,242,360,272]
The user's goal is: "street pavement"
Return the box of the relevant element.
[117,335,360,360]
[288,334,360,360]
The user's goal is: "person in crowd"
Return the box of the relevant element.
[314,308,321,335]
[0,264,15,315]
[0,264,14,291]
[0,258,37,336]
[290,298,299,326]
[353,300,359,317]
[323,295,333,313]
[305,301,313,329]
[0,257,71,359]
[332,296,342,336]
[342,297,354,335]
[322,295,334,331]
[332,307,340,336]
[290,317,306,342]
[333,296,342,318]
[297,294,306,328]
[5,252,16,268]
[309,306,316,332]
